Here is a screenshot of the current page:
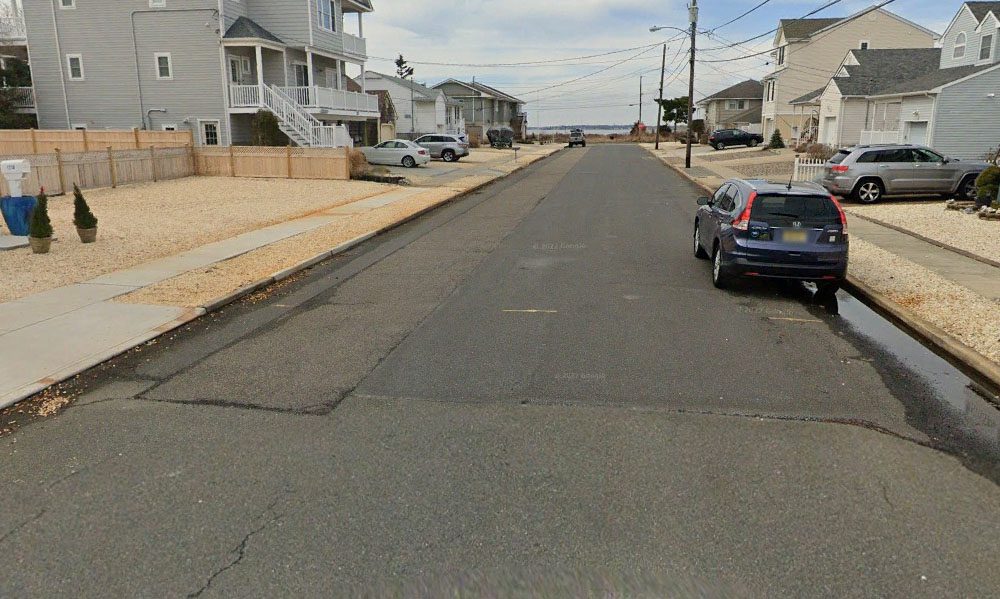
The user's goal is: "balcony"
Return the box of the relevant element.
[341,32,366,58]
[3,87,34,111]
[860,130,900,144]
[0,16,26,42]
[229,84,379,117]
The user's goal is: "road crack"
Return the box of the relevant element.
[0,509,46,546]
[186,494,286,598]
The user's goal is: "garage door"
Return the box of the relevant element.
[823,117,837,145]
[907,121,928,146]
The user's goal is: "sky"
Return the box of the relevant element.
[358,0,960,126]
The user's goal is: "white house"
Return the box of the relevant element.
[360,71,464,138]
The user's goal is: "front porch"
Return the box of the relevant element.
[228,84,378,118]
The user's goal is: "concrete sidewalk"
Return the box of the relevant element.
[0,147,560,408]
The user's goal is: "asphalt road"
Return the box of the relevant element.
[1,145,998,597]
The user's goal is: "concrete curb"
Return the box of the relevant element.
[643,145,1000,396]
[844,276,1000,396]
[846,211,1000,270]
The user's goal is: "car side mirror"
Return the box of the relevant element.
[697,196,711,206]
[942,157,950,164]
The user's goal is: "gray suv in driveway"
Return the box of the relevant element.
[414,134,470,162]
[822,144,988,203]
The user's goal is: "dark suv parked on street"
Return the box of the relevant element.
[708,129,764,150]
[694,179,849,293]
[822,144,988,203]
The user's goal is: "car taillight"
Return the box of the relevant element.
[830,165,849,173]
[732,191,756,231]
[418,150,427,155]
[830,194,848,234]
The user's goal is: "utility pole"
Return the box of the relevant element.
[654,43,666,150]
[638,75,643,127]
[685,0,698,169]
[410,73,415,136]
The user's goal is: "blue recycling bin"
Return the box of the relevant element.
[0,195,37,236]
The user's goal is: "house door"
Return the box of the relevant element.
[292,63,309,87]
[324,68,337,89]
[229,58,242,84]
[823,117,837,145]
[906,121,928,146]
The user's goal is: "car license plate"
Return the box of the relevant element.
[782,230,808,243]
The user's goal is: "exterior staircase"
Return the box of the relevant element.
[261,84,342,148]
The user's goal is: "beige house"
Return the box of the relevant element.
[761,6,938,142]
[695,79,763,133]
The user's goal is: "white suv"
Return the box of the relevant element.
[568,129,586,148]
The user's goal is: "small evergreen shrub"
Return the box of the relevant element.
[251,110,287,146]
[975,166,999,204]
[768,129,786,149]
[72,184,98,229]
[29,191,53,239]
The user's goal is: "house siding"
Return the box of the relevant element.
[311,0,346,55]
[940,6,984,69]
[931,66,1000,158]
[246,0,310,46]
[22,0,228,143]
[838,98,868,145]
[706,99,760,129]
[221,0,248,29]
[817,82,842,144]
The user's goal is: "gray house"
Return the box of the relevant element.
[695,79,764,133]
[431,79,525,139]
[816,2,1000,158]
[21,0,379,147]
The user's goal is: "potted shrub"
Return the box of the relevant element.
[28,191,53,254]
[72,184,98,243]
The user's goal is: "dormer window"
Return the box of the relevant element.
[981,33,994,61]
[954,32,967,59]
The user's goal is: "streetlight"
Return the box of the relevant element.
[649,1,698,166]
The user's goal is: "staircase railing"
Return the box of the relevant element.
[262,84,325,146]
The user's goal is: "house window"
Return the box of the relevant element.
[317,0,336,32]
[155,53,172,80]
[60,0,75,9]
[777,46,785,65]
[766,81,775,102]
[66,54,84,80]
[954,32,967,59]
[981,34,994,61]
[199,120,220,146]
[859,41,869,50]
[162,124,177,131]
[726,100,747,110]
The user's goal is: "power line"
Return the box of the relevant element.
[699,0,848,52]
[707,0,775,33]
[519,45,663,95]
[366,43,663,68]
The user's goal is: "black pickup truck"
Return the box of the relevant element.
[708,129,764,150]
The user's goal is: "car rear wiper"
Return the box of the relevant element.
[763,212,802,218]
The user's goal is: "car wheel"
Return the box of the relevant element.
[958,174,978,201]
[815,280,841,298]
[581,142,586,147]
[716,143,727,151]
[852,178,883,204]
[441,149,456,162]
[402,155,416,168]
[749,139,759,147]
[712,245,731,289]
[693,223,709,259]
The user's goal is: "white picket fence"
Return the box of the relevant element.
[792,156,826,182]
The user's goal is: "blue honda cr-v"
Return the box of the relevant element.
[693,179,849,294]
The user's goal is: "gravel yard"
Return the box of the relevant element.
[849,237,1000,364]
[0,176,389,303]
[845,202,1000,262]
[120,187,457,308]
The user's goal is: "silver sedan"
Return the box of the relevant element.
[360,140,431,168]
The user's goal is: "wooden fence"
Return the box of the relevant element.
[0,128,195,155]
[0,145,350,195]
[194,146,350,180]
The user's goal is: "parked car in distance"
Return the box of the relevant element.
[568,128,586,147]
[360,139,431,168]
[708,129,763,150]
[693,179,849,294]
[414,134,470,162]
[822,144,988,203]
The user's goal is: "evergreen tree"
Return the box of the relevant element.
[72,184,98,229]
[768,129,785,149]
[29,191,53,239]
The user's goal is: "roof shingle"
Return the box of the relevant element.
[779,17,844,39]
[223,17,283,44]
[699,79,763,103]
[966,2,1000,21]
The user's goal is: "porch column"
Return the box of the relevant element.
[255,45,264,90]
[306,50,314,86]
[282,49,288,86]
[358,13,363,38]
[336,60,342,90]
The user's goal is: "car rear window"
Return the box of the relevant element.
[828,150,851,164]
[751,194,840,228]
